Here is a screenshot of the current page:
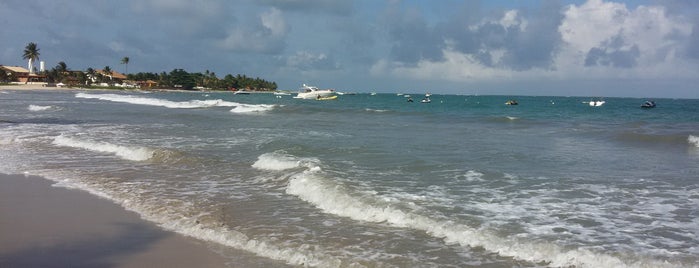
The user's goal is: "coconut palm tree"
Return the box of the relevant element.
[22,42,40,74]
[103,66,112,83]
[86,67,96,85]
[120,57,129,74]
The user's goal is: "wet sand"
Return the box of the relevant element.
[0,173,230,268]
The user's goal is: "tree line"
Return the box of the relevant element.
[11,42,277,91]
[128,69,277,91]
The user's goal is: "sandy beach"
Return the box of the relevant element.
[0,173,230,268]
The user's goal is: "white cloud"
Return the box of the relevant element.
[371,48,552,82]
[218,8,288,53]
[261,8,287,37]
[284,51,339,71]
[373,0,698,83]
[556,0,694,74]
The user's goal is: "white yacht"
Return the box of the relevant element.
[294,84,335,99]
[588,99,605,106]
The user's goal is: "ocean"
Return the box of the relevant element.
[1,89,698,267]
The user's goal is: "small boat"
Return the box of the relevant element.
[641,100,656,108]
[505,100,518,105]
[273,91,291,96]
[295,84,335,99]
[234,90,250,95]
[316,95,338,101]
[421,97,431,103]
[588,99,605,106]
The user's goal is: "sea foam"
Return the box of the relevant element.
[28,170,344,267]
[52,135,154,161]
[28,104,53,111]
[75,93,239,108]
[230,103,276,113]
[285,168,676,268]
[252,152,302,170]
[688,135,699,148]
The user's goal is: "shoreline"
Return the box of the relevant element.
[0,173,231,267]
[0,84,280,94]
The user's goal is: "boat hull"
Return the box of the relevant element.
[295,90,335,99]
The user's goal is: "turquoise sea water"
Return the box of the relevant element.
[1,89,698,267]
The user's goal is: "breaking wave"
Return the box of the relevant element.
[28,105,53,111]
[52,135,154,161]
[75,93,238,108]
[230,103,276,113]
[283,157,677,268]
[689,135,699,148]
[252,152,319,171]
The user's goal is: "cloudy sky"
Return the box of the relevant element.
[1,0,697,97]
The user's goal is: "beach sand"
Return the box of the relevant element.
[0,173,230,268]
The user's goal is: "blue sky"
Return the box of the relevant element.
[1,0,697,98]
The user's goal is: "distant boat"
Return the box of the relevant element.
[505,100,518,105]
[421,97,431,103]
[234,90,250,95]
[295,84,335,99]
[588,99,605,106]
[641,100,656,108]
[273,91,291,96]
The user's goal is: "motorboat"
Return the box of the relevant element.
[295,84,335,99]
[588,99,605,106]
[641,100,656,108]
[421,97,431,103]
[505,100,518,105]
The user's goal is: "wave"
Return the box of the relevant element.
[75,93,239,109]
[28,105,53,111]
[689,135,699,148]
[52,135,154,161]
[23,170,344,267]
[252,152,319,171]
[284,160,676,268]
[365,108,389,113]
[230,103,276,113]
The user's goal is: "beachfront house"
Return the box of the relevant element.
[90,69,128,86]
[0,65,46,84]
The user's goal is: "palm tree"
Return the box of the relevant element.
[120,57,129,74]
[86,67,96,85]
[103,66,112,84]
[22,42,40,74]
[54,61,68,83]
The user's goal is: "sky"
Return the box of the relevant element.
[1,0,697,98]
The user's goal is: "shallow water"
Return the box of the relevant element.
[1,89,698,267]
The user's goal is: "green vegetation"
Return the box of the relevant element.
[22,42,40,74]
[127,69,277,91]
[121,57,129,74]
[10,42,278,91]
